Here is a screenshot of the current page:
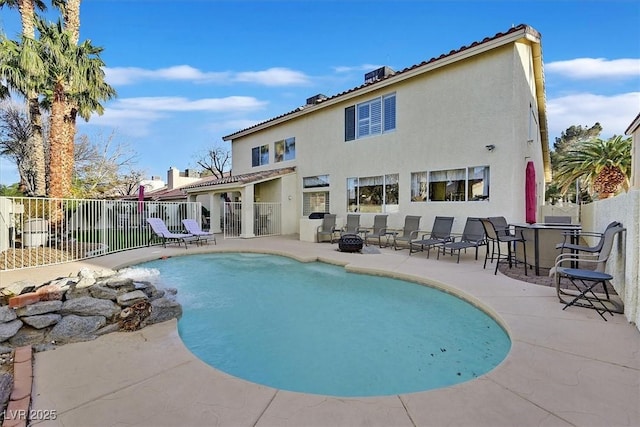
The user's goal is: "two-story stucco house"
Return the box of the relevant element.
[183,24,550,239]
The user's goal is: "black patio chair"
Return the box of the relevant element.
[316,214,339,243]
[552,223,625,320]
[410,216,454,257]
[555,221,622,256]
[481,218,527,276]
[393,215,421,250]
[438,217,486,263]
[363,215,389,247]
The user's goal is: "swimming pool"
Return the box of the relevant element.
[136,252,510,397]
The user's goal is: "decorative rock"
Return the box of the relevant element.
[95,323,121,336]
[0,373,12,410]
[21,314,61,329]
[2,280,38,297]
[9,326,46,347]
[35,284,65,301]
[78,268,96,280]
[76,277,96,289]
[65,284,92,299]
[164,288,178,301]
[0,345,13,354]
[16,300,63,317]
[0,319,23,342]
[0,306,17,323]
[89,285,118,301]
[142,298,182,327]
[119,301,152,331]
[78,268,118,279]
[99,277,136,291]
[47,315,106,343]
[47,277,78,292]
[116,291,148,307]
[60,297,119,318]
[136,282,164,300]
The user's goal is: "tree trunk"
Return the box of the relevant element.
[27,96,47,196]
[49,86,68,198]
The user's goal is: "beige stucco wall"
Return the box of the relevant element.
[581,190,640,329]
[231,42,545,234]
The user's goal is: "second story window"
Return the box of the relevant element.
[251,144,269,167]
[345,93,396,141]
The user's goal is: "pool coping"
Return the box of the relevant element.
[4,236,639,426]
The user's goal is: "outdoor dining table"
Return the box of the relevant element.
[512,222,582,276]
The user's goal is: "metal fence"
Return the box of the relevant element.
[222,201,281,238]
[0,196,202,271]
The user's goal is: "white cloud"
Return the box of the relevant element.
[105,66,231,85]
[547,92,640,138]
[113,96,267,112]
[333,64,385,73]
[546,58,640,80]
[105,65,310,87]
[233,68,310,86]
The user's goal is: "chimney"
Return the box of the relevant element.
[167,167,179,189]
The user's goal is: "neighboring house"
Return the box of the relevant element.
[184,24,550,238]
[625,112,640,189]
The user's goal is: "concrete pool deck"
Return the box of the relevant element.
[2,235,639,427]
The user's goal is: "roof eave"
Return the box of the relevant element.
[223,25,542,142]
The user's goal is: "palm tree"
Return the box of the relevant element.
[36,18,116,198]
[555,135,632,199]
[0,0,48,196]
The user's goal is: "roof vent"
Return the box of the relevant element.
[364,66,395,84]
[306,94,328,105]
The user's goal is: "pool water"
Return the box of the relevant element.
[135,253,510,397]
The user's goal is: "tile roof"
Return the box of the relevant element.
[181,167,296,191]
[223,24,540,141]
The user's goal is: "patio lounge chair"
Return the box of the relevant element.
[182,218,217,245]
[363,215,389,247]
[481,218,527,275]
[341,214,362,236]
[438,217,486,263]
[555,221,621,256]
[147,217,197,249]
[551,223,625,320]
[409,216,454,257]
[393,215,421,250]
[317,214,339,243]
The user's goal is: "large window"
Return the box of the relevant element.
[428,166,490,202]
[410,172,428,201]
[275,137,295,162]
[251,144,269,167]
[345,93,396,141]
[303,192,329,216]
[303,175,330,216]
[347,174,399,213]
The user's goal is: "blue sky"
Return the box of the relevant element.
[1,0,639,186]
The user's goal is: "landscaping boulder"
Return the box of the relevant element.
[9,326,46,347]
[0,306,17,323]
[21,314,61,329]
[143,298,182,326]
[16,300,63,317]
[60,297,119,318]
[47,315,106,343]
[0,319,23,342]
[117,291,148,307]
[89,285,118,301]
